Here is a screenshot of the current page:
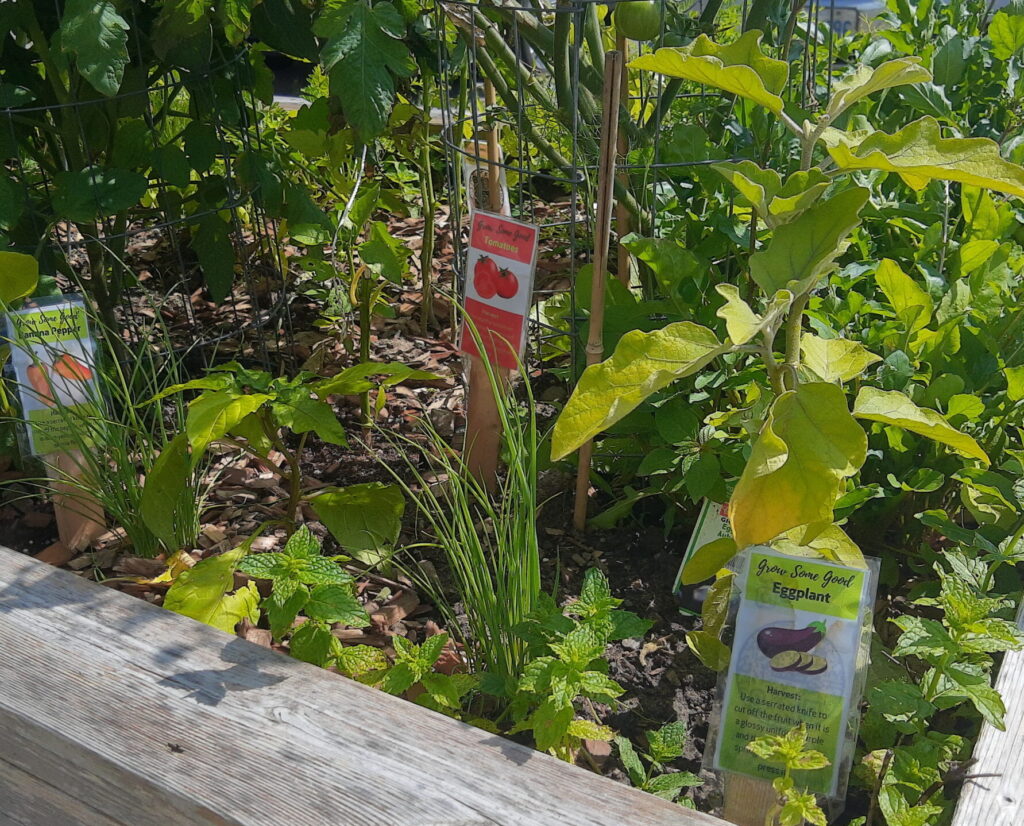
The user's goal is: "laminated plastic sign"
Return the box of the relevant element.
[4,296,100,456]
[708,547,877,799]
[459,211,539,371]
[674,499,732,616]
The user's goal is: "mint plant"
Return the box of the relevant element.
[490,568,652,762]
[746,724,831,826]
[615,722,703,806]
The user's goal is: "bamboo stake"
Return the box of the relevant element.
[464,78,510,492]
[573,50,624,532]
[615,33,631,284]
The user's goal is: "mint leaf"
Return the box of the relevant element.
[288,620,334,667]
[266,583,309,640]
[615,736,647,786]
[305,584,370,626]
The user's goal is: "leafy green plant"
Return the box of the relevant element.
[493,568,652,762]
[746,724,831,826]
[615,722,703,806]
[142,360,429,557]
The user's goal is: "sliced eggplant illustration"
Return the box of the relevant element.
[756,621,827,658]
[769,651,802,671]
[797,655,828,675]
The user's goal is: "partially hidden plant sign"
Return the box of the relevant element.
[5,295,99,455]
[708,547,877,799]
[674,499,732,616]
[459,211,538,371]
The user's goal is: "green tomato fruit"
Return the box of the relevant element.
[613,1,661,41]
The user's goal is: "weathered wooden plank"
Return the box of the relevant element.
[0,547,720,826]
[952,603,1024,826]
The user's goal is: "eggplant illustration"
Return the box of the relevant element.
[757,621,827,658]
[769,651,828,675]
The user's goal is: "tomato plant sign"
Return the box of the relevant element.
[709,548,877,799]
[673,499,732,616]
[4,296,100,455]
[459,212,539,371]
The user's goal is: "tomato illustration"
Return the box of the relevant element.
[52,353,93,381]
[494,267,519,299]
[474,255,499,299]
[614,1,661,41]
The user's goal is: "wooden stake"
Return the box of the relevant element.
[615,33,631,285]
[722,774,778,826]
[573,50,624,532]
[464,78,510,492]
[47,449,105,552]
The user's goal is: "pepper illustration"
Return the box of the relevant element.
[26,364,55,405]
[757,621,827,658]
[52,353,93,381]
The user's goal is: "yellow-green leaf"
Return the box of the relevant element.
[715,284,792,345]
[990,10,1024,60]
[772,522,866,568]
[681,537,738,585]
[551,322,727,460]
[0,251,39,307]
[875,258,933,334]
[1005,366,1024,402]
[827,58,933,119]
[749,187,869,295]
[686,630,731,671]
[730,383,868,548]
[822,117,1024,197]
[800,334,881,383]
[630,30,788,114]
[853,387,989,464]
[186,391,273,453]
[713,162,831,227]
[163,547,260,633]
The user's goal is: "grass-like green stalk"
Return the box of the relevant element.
[2,305,208,557]
[380,341,543,691]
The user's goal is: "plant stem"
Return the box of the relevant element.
[419,78,436,334]
[782,293,809,390]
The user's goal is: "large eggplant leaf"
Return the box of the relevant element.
[59,0,130,96]
[715,284,792,345]
[140,433,191,551]
[316,2,415,140]
[163,547,259,634]
[853,387,989,464]
[551,323,728,460]
[271,392,347,446]
[826,58,932,119]
[875,258,933,334]
[0,251,38,307]
[821,117,1024,197]
[730,383,867,548]
[630,31,788,114]
[800,334,881,383]
[749,187,869,295]
[990,10,1024,60]
[713,162,831,227]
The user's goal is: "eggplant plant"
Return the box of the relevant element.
[552,32,1023,576]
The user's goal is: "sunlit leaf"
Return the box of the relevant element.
[749,188,869,295]
[713,162,830,227]
[800,334,881,382]
[827,58,933,119]
[715,284,792,345]
[551,323,728,459]
[731,383,867,548]
[680,537,737,585]
[163,547,259,633]
[853,387,989,464]
[990,10,1024,60]
[630,31,788,114]
[875,258,932,334]
[822,117,1024,196]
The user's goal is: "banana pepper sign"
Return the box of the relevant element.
[5,296,100,455]
[459,211,539,371]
